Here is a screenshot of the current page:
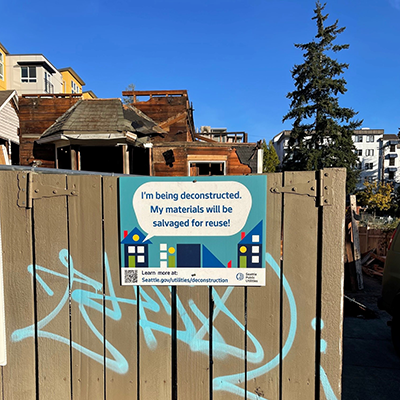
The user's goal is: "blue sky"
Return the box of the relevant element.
[2,0,399,143]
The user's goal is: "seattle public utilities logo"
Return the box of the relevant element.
[236,272,244,281]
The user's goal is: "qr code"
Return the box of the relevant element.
[124,269,138,284]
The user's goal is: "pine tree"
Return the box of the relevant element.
[282,1,362,193]
[262,140,280,173]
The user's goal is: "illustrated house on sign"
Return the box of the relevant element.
[237,221,263,268]
[121,227,152,268]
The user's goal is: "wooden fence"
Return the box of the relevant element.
[0,168,346,400]
[359,227,394,256]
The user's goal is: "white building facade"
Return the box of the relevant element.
[272,128,400,190]
[6,54,63,95]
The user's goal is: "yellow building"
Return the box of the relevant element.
[82,90,97,99]
[59,67,85,94]
[0,42,8,91]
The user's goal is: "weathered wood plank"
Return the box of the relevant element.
[139,286,171,399]
[0,171,36,399]
[212,286,245,400]
[319,169,346,400]
[247,173,282,400]
[281,171,318,399]
[67,175,104,400]
[103,176,138,399]
[177,286,209,400]
[33,174,70,399]
[350,194,363,290]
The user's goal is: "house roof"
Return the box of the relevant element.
[383,134,398,140]
[58,67,86,86]
[234,145,259,173]
[0,42,8,54]
[0,90,18,113]
[83,90,97,99]
[37,98,166,145]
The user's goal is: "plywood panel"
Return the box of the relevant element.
[33,174,70,399]
[139,286,171,399]
[281,171,318,399]
[67,175,104,400]
[177,286,209,400]
[103,176,138,399]
[0,171,36,400]
[212,286,245,400]
[319,169,346,400]
[247,173,282,400]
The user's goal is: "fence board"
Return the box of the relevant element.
[0,171,36,400]
[67,175,104,400]
[177,286,209,400]
[103,176,138,399]
[139,285,172,399]
[33,174,71,399]
[319,168,346,400]
[247,173,282,400]
[212,286,245,400]
[281,171,318,399]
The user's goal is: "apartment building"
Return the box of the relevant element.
[6,54,64,95]
[0,42,8,91]
[272,128,400,189]
[59,67,85,95]
[198,126,248,143]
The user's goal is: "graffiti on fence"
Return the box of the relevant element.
[11,250,337,400]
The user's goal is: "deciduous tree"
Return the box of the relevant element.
[357,181,393,215]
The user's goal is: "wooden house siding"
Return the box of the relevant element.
[0,102,19,144]
[152,145,251,176]
[19,95,81,166]
[128,91,194,141]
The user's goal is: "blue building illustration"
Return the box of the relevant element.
[237,221,263,268]
[121,227,152,268]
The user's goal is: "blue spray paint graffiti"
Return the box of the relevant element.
[12,250,338,400]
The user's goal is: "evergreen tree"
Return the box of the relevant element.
[282,1,362,193]
[262,139,280,173]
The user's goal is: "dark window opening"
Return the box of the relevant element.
[388,171,395,180]
[57,147,71,170]
[80,146,123,174]
[190,162,225,176]
[390,158,395,166]
[11,142,19,165]
[130,147,149,175]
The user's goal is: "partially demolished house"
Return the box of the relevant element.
[0,90,19,165]
[19,90,262,176]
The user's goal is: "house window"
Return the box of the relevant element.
[355,135,363,143]
[388,171,395,180]
[365,163,374,170]
[21,66,37,83]
[365,149,374,156]
[357,149,362,156]
[44,72,54,93]
[0,53,3,80]
[189,162,225,176]
[366,135,374,142]
[389,158,395,166]
[390,144,396,152]
[71,80,80,94]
